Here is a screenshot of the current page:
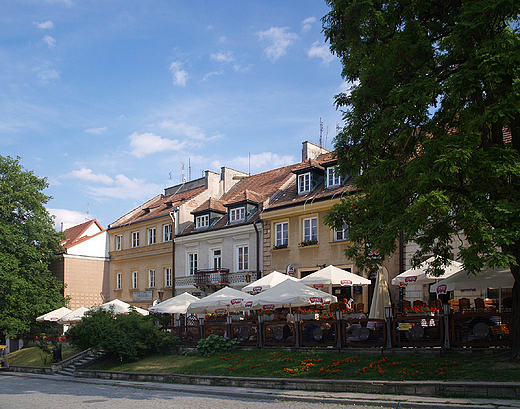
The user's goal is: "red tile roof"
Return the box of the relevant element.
[109,186,206,228]
[61,219,104,250]
[192,197,227,214]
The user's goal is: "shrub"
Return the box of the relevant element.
[65,308,179,361]
[196,334,238,357]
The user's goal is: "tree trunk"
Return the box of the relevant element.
[510,263,520,360]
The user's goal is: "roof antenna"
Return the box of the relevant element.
[319,118,323,147]
[189,158,192,181]
[249,152,251,175]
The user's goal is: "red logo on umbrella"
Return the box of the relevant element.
[405,276,417,283]
[215,308,227,314]
[340,280,352,285]
[313,284,324,288]
[263,304,275,311]
[230,298,243,305]
[436,284,447,294]
[253,286,262,292]
[310,297,323,303]
[244,301,253,308]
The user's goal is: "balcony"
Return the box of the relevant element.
[193,268,230,292]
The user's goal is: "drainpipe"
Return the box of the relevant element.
[253,220,262,280]
[169,207,179,297]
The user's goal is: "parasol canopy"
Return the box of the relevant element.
[392,257,463,286]
[430,266,513,294]
[58,307,89,324]
[242,279,337,310]
[88,299,149,315]
[187,286,248,314]
[241,271,299,294]
[300,265,371,287]
[149,292,199,314]
[36,307,72,322]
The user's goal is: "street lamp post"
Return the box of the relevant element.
[169,207,179,298]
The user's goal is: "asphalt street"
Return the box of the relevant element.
[0,374,374,409]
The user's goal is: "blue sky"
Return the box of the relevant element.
[1,0,347,230]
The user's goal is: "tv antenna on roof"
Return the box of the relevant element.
[319,118,323,147]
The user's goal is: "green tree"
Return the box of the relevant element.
[0,156,66,339]
[65,308,179,361]
[322,0,520,357]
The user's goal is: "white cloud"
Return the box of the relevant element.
[37,69,60,83]
[69,168,113,184]
[169,61,188,86]
[201,70,224,82]
[128,132,185,158]
[301,17,316,33]
[210,51,235,63]
[84,126,107,134]
[257,27,298,62]
[339,80,359,95]
[35,20,54,29]
[308,41,335,65]
[48,208,90,231]
[42,35,56,48]
[227,152,297,173]
[158,120,223,142]
[86,174,161,200]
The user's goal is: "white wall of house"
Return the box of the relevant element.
[67,231,109,258]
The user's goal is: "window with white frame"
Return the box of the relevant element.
[230,207,245,222]
[132,271,138,289]
[298,173,311,194]
[237,245,249,271]
[132,231,139,248]
[275,222,288,247]
[196,214,209,229]
[212,249,222,270]
[335,222,349,241]
[327,166,342,188]
[164,267,172,287]
[302,217,318,243]
[116,273,122,290]
[148,228,156,245]
[148,269,156,288]
[188,252,198,275]
[163,224,172,242]
[115,235,122,251]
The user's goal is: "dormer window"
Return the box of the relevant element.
[195,214,209,229]
[230,207,245,222]
[298,173,311,194]
[327,166,342,188]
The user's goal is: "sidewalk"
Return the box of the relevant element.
[2,371,520,409]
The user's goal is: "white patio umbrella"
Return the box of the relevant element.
[36,307,72,322]
[148,292,199,314]
[430,266,513,294]
[187,286,248,314]
[88,299,149,315]
[368,269,391,329]
[392,257,463,286]
[241,271,299,294]
[300,265,371,293]
[58,307,89,324]
[242,279,338,310]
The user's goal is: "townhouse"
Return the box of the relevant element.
[106,168,248,308]
[174,163,296,296]
[50,219,110,310]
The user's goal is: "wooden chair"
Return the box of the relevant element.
[502,297,512,312]
[430,298,442,310]
[413,299,425,308]
[484,298,494,310]
[448,299,459,311]
[474,297,485,311]
[355,303,364,312]
[401,300,411,311]
[459,297,471,311]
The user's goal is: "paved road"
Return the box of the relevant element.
[0,374,372,409]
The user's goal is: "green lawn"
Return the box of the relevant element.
[92,349,520,383]
[7,346,80,367]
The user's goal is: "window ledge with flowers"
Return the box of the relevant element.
[299,239,318,247]
[272,243,288,250]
